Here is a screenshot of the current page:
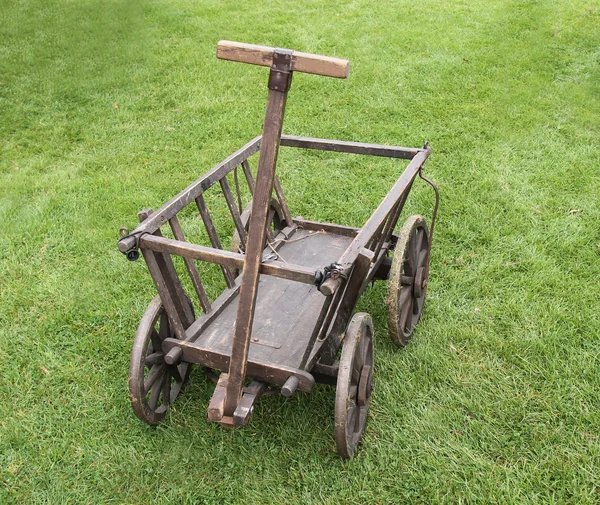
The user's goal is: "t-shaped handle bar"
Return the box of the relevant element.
[217,40,350,79]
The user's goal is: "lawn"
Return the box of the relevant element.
[1,0,599,503]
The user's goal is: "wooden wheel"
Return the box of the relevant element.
[129,296,192,424]
[230,197,285,254]
[387,215,430,347]
[335,313,374,458]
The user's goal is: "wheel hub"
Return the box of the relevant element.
[413,266,427,298]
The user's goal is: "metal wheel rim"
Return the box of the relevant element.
[335,313,374,458]
[129,296,191,425]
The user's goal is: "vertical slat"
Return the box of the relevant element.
[142,249,187,340]
[220,177,248,250]
[372,184,411,260]
[241,159,255,194]
[233,166,243,213]
[273,176,293,226]
[139,209,194,332]
[195,194,236,288]
[366,218,387,251]
[169,215,212,314]
[242,160,291,236]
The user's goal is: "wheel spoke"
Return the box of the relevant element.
[161,369,172,409]
[150,329,162,353]
[170,364,183,383]
[413,296,422,314]
[410,231,420,271]
[398,286,412,309]
[144,364,164,395]
[159,311,168,340]
[353,404,364,436]
[417,245,428,268]
[414,229,424,260]
[399,297,413,331]
[351,356,361,384]
[148,374,164,409]
[347,385,359,432]
[346,400,357,435]
[358,331,368,367]
[145,351,164,367]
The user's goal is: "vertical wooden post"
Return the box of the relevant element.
[223,50,293,417]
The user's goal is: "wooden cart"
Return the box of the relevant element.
[118,41,439,458]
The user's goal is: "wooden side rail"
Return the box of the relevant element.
[280,135,425,160]
[139,234,317,285]
[319,148,431,295]
[129,136,261,236]
[217,41,349,79]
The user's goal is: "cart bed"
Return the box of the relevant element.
[194,229,352,370]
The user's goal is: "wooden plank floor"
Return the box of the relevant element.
[194,229,352,370]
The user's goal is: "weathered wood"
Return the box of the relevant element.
[185,284,240,343]
[168,215,211,313]
[320,277,341,297]
[233,166,243,213]
[139,234,317,285]
[312,360,339,377]
[372,256,393,281]
[315,276,345,342]
[298,291,334,368]
[280,135,423,159]
[192,228,352,371]
[207,373,229,422]
[272,176,293,226]
[233,381,267,426]
[281,376,299,397]
[129,136,261,236]
[217,41,350,79]
[329,150,430,276]
[220,177,248,250]
[373,181,412,260]
[225,82,290,417]
[194,194,236,288]
[142,250,186,340]
[293,218,360,238]
[164,346,183,366]
[138,210,193,337]
[162,338,315,391]
[241,159,256,194]
[318,248,374,365]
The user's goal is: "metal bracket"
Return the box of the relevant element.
[268,49,293,92]
[314,262,346,291]
[117,231,148,261]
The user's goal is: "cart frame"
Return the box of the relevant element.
[118,42,438,451]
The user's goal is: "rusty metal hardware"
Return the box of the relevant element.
[117,231,148,262]
[315,263,345,292]
[268,49,293,92]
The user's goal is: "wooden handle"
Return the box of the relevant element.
[217,40,350,79]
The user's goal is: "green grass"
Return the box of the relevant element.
[1,0,599,503]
